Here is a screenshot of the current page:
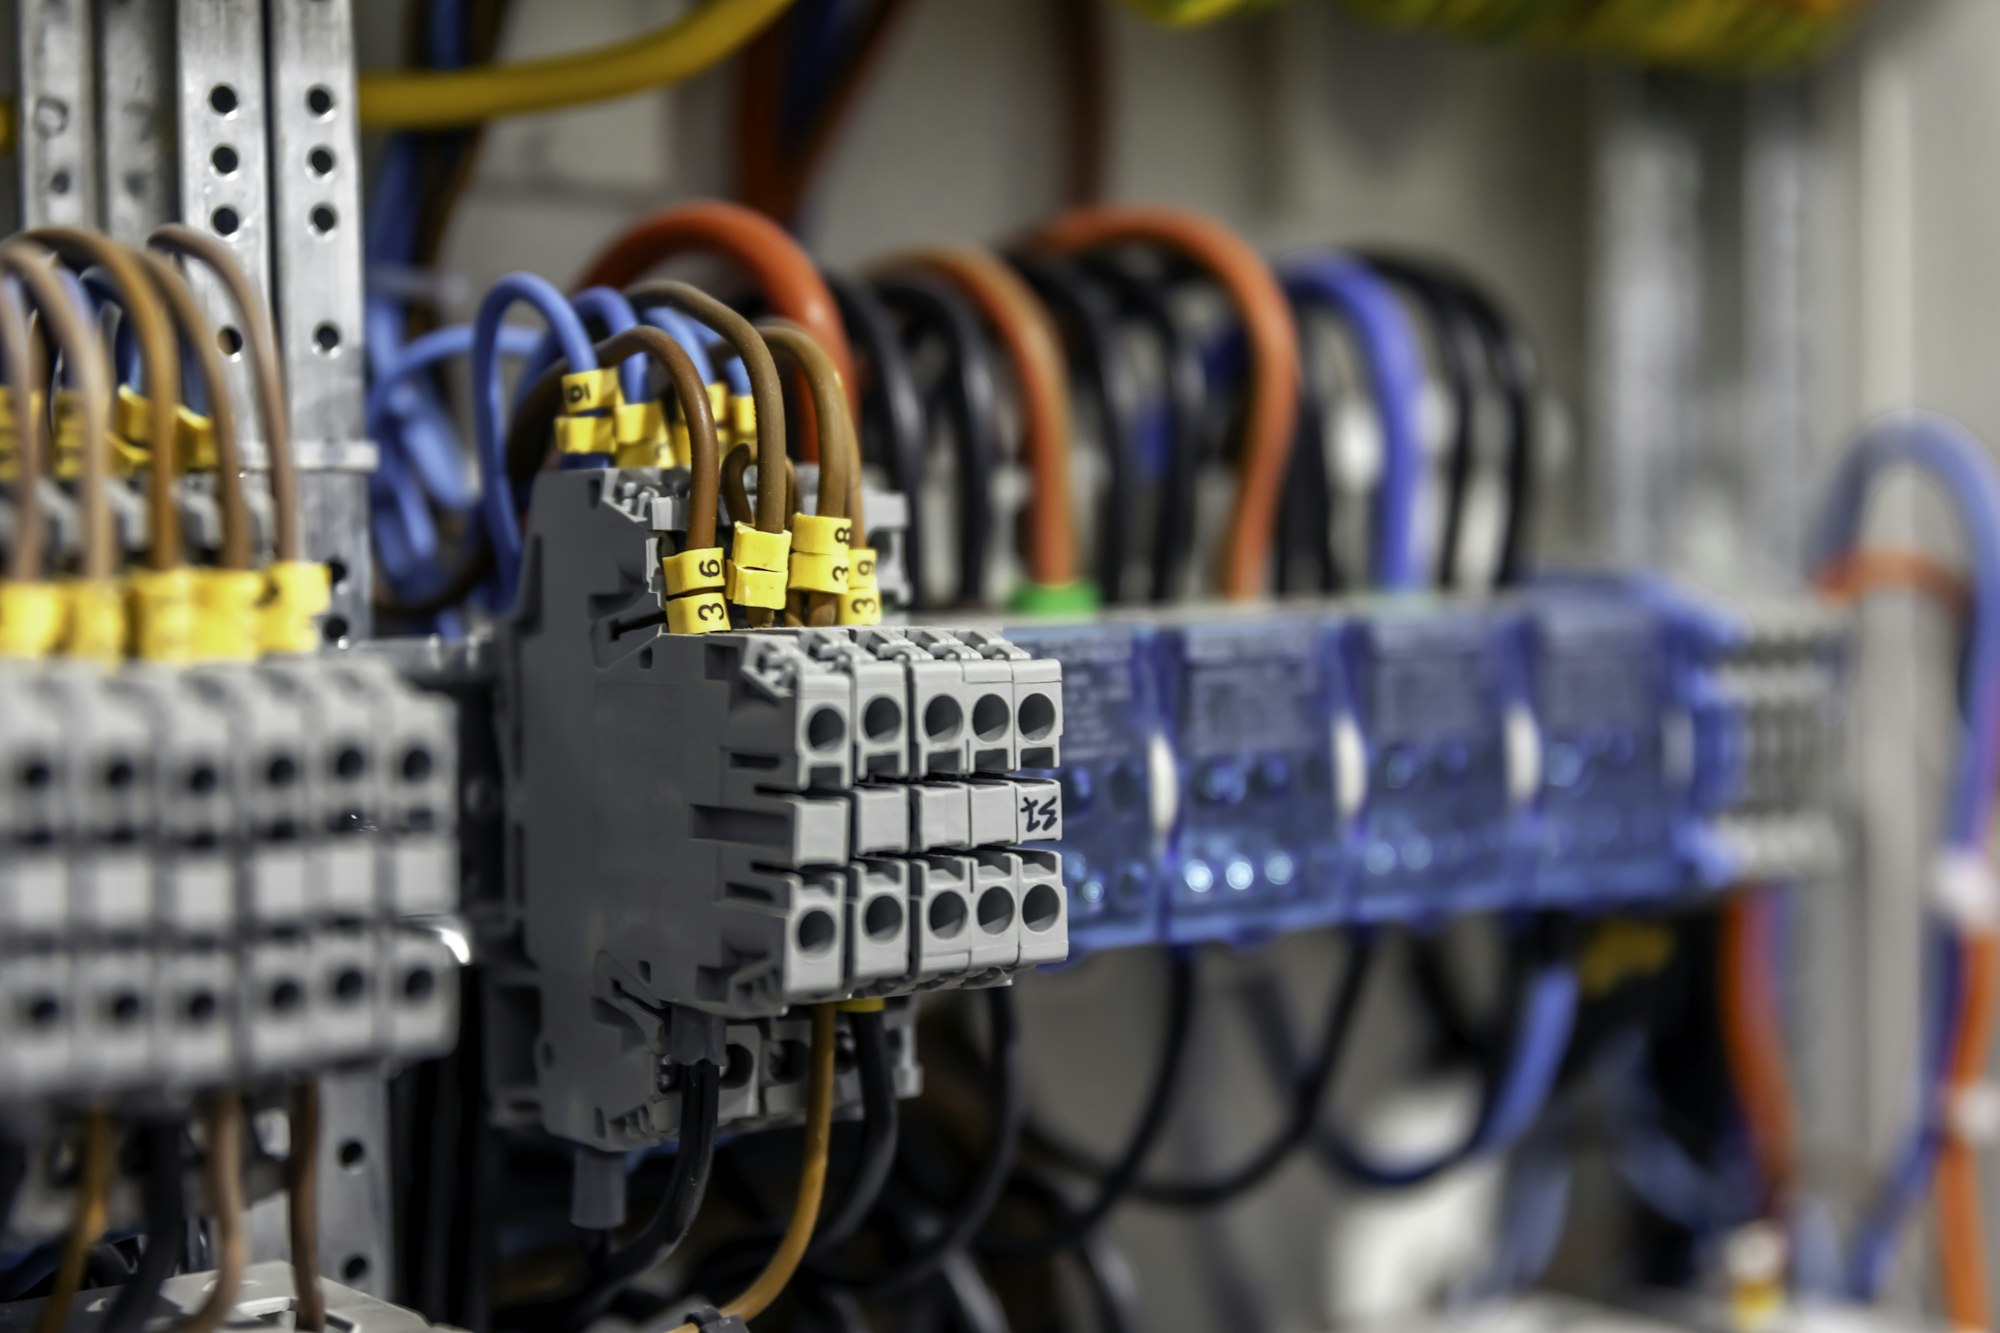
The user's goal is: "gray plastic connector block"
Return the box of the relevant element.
[323,657,459,918]
[187,665,312,926]
[0,950,71,1098]
[492,470,1063,1150]
[42,664,154,935]
[258,659,381,919]
[109,666,236,935]
[74,947,157,1094]
[0,666,70,940]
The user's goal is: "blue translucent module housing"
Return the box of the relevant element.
[1153,615,1344,944]
[1003,622,1165,954]
[1006,580,1840,958]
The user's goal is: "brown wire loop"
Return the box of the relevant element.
[0,259,47,581]
[137,253,254,571]
[0,240,115,581]
[148,224,301,563]
[26,228,184,570]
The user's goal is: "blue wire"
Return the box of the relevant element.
[530,286,646,407]
[1847,929,1964,1299]
[1280,252,1426,590]
[1326,956,1578,1187]
[1808,413,2000,848]
[641,306,743,394]
[369,323,542,511]
[1806,415,2000,1298]
[472,272,598,598]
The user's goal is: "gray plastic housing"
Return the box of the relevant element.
[0,654,463,1116]
[491,468,1065,1150]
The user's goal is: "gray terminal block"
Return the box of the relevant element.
[106,666,235,937]
[0,949,73,1102]
[159,944,237,1091]
[383,927,460,1063]
[0,666,72,942]
[187,663,312,927]
[324,657,460,919]
[490,469,1064,1150]
[42,666,158,937]
[259,658,384,920]
[73,946,158,1094]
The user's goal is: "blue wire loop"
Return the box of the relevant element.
[1280,252,1426,590]
[472,272,599,600]
[1805,412,2000,1298]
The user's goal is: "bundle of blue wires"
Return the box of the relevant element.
[1280,252,1427,591]
[1804,412,2000,1300]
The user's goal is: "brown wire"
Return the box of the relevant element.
[0,240,116,581]
[26,229,184,570]
[756,319,859,626]
[1053,0,1109,208]
[148,224,300,563]
[1030,206,1301,599]
[884,247,1079,586]
[289,1081,326,1331]
[623,283,790,566]
[0,258,46,581]
[32,1111,111,1333]
[138,253,254,571]
[721,441,796,529]
[177,1092,245,1333]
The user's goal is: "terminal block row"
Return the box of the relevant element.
[0,655,461,1106]
[1006,578,1847,953]
[490,470,1064,1150]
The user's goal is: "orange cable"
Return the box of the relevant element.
[1028,206,1299,599]
[573,200,854,461]
[1817,548,1969,615]
[1936,931,1996,1332]
[1720,889,1800,1208]
[882,247,1079,588]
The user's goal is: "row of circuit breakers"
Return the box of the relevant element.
[0,464,1842,1168]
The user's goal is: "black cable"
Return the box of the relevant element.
[830,274,931,610]
[808,1007,900,1257]
[0,1134,26,1242]
[1241,919,1568,1189]
[1273,304,1341,597]
[874,274,1002,608]
[1358,252,1540,588]
[1008,254,1144,604]
[1352,252,1486,591]
[1002,1170,1143,1333]
[818,987,1022,1298]
[982,953,1196,1260]
[507,1059,721,1333]
[84,1242,133,1289]
[102,1120,186,1333]
[1072,257,1205,605]
[1029,931,1379,1208]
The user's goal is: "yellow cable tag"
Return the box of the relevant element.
[0,389,45,432]
[725,562,789,610]
[0,582,66,660]
[554,414,615,455]
[662,547,726,597]
[837,589,883,626]
[176,406,217,472]
[790,513,853,556]
[847,547,879,593]
[110,436,149,477]
[707,383,729,427]
[63,579,126,665]
[667,419,693,470]
[261,560,331,656]
[730,393,756,440]
[561,368,619,414]
[614,400,666,448]
[788,550,851,595]
[128,567,197,663]
[115,384,152,443]
[52,391,88,481]
[666,590,730,635]
[730,521,791,573]
[192,568,264,662]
